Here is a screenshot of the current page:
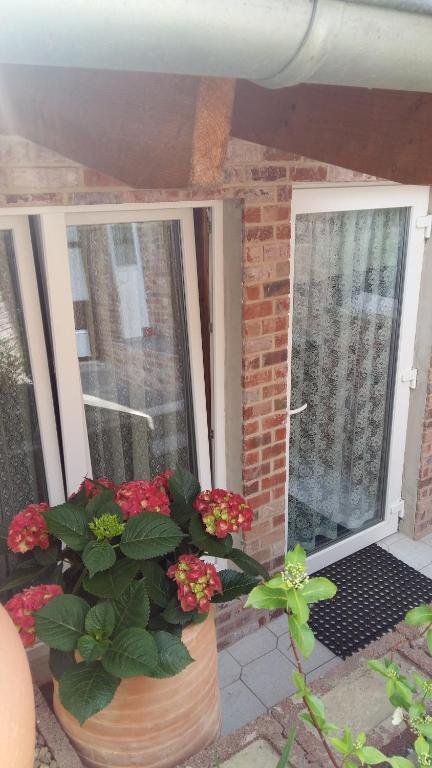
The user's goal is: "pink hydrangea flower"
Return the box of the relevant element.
[193,489,253,538]
[115,480,170,519]
[5,584,63,647]
[7,503,50,553]
[167,555,222,613]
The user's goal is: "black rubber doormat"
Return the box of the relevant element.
[309,543,432,659]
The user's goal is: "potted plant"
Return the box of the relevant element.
[1,468,268,768]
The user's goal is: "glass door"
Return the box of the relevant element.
[39,208,211,495]
[288,186,429,571]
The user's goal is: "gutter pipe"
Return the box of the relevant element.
[0,0,432,92]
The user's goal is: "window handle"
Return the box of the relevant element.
[289,402,308,416]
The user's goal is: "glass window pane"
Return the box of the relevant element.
[67,219,196,483]
[0,230,48,576]
[288,207,408,553]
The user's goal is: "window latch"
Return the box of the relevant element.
[416,215,432,239]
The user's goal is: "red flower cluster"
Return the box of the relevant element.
[167,555,222,613]
[73,477,117,501]
[5,584,63,647]
[7,503,50,553]
[193,489,253,538]
[115,480,170,519]
[152,469,174,495]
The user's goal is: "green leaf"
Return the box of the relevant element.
[84,559,139,599]
[388,759,416,768]
[286,590,309,624]
[368,660,389,677]
[59,661,120,724]
[427,629,432,656]
[288,615,315,658]
[140,561,170,607]
[102,627,158,678]
[44,504,90,551]
[292,670,306,694]
[86,489,116,518]
[112,580,150,635]
[85,601,116,639]
[168,467,200,505]
[189,512,233,557]
[304,692,325,721]
[415,734,430,756]
[49,649,76,681]
[82,540,116,578]
[78,634,109,662]
[149,630,194,677]
[276,725,296,768]
[285,545,306,568]
[301,577,337,604]
[148,615,182,636]
[244,583,288,610]
[35,595,89,651]
[228,548,270,580]
[34,546,60,566]
[120,512,184,560]
[405,605,432,626]
[357,746,387,764]
[211,569,259,603]
[162,596,194,625]
[330,737,350,756]
[0,564,48,593]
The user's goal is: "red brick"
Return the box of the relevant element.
[244,419,259,435]
[263,243,289,262]
[243,300,273,320]
[244,481,259,496]
[263,413,286,430]
[273,513,286,528]
[273,456,285,471]
[262,205,291,222]
[263,349,288,367]
[263,381,286,398]
[244,206,261,223]
[244,450,260,466]
[246,225,274,242]
[275,428,287,443]
[275,297,290,313]
[245,491,271,508]
[243,355,260,372]
[243,401,272,419]
[262,442,285,460]
[262,472,286,489]
[290,165,327,182]
[243,369,272,388]
[249,166,287,182]
[245,245,263,263]
[243,462,271,482]
[276,223,291,240]
[277,185,292,202]
[244,433,272,451]
[263,279,290,298]
[244,320,262,337]
[275,395,287,411]
[244,285,261,301]
[262,316,288,334]
[275,332,289,348]
[83,168,126,186]
[272,485,286,500]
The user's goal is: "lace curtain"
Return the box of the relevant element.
[0,231,47,578]
[67,220,194,484]
[288,207,407,552]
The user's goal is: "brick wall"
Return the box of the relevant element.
[0,133,429,646]
[415,358,432,539]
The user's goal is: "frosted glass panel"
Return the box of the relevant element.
[67,220,195,483]
[288,207,408,553]
[0,231,47,575]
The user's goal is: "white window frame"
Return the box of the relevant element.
[34,202,224,495]
[289,184,430,573]
[0,216,64,505]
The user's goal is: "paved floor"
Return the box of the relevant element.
[219,531,432,735]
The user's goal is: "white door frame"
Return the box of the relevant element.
[288,184,430,573]
[0,216,64,505]
[38,206,214,496]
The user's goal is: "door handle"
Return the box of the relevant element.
[289,402,308,416]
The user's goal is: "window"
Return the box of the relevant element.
[0,207,215,554]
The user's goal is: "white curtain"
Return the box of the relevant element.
[288,207,407,552]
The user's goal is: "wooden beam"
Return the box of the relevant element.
[0,65,234,188]
[232,80,432,184]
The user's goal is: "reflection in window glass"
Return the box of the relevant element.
[67,220,196,483]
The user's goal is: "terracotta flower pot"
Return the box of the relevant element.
[53,609,221,768]
[0,604,35,768]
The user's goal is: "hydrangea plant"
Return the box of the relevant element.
[1,467,268,724]
[246,544,432,768]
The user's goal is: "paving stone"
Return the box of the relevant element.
[421,563,432,578]
[388,537,432,570]
[267,614,289,637]
[306,656,342,683]
[220,739,279,768]
[277,633,334,673]
[228,626,276,666]
[377,532,406,550]
[221,680,266,736]
[218,650,241,689]
[241,649,297,708]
